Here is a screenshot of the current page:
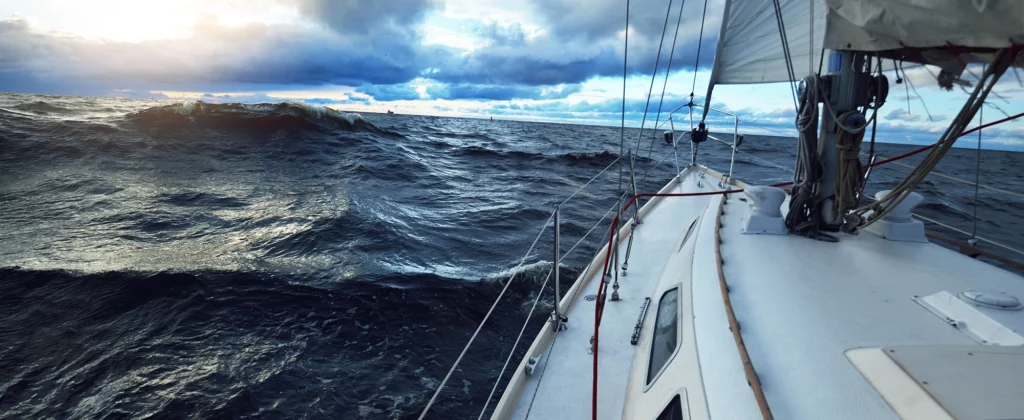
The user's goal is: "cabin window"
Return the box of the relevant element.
[656,395,684,420]
[647,287,679,385]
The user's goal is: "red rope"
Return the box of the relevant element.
[868,111,1024,168]
[960,111,1024,138]
[591,187,750,418]
[868,143,936,168]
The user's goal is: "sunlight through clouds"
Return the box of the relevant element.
[0,0,1020,149]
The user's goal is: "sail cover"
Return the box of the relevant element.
[701,0,1023,118]
[707,0,1022,88]
[823,0,1024,52]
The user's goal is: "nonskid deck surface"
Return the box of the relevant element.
[703,173,1024,419]
[509,169,719,420]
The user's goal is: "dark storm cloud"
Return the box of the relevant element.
[294,0,439,35]
[429,0,720,86]
[0,0,720,97]
[0,16,427,94]
[430,36,709,87]
[529,0,697,42]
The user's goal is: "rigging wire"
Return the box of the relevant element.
[630,0,676,216]
[688,0,710,165]
[689,0,710,102]
[960,65,1011,104]
[597,1,631,418]
[479,267,553,420]
[618,0,631,194]
[632,0,677,155]
[770,0,799,111]
[972,65,984,239]
[897,59,911,115]
[901,62,934,121]
[946,65,1014,118]
[649,0,689,161]
[871,154,1024,200]
[418,212,555,420]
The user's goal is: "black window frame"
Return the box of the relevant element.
[646,286,681,386]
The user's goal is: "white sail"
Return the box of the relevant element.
[705,0,827,86]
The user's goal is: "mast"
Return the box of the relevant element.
[814,51,872,230]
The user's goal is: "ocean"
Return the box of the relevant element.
[1,92,1021,419]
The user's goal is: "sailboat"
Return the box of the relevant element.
[421,1,1024,419]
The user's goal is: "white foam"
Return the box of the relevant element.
[175,101,201,117]
[487,260,553,283]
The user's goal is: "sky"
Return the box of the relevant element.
[0,0,1022,150]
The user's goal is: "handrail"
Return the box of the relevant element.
[477,190,627,419]
[709,136,794,175]
[423,146,654,419]
[655,103,738,131]
[655,104,742,182]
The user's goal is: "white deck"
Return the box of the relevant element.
[713,177,1024,419]
[493,165,1024,420]
[504,168,715,419]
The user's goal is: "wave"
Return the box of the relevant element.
[125,101,398,136]
[11,100,74,115]
[0,266,509,419]
[455,145,621,165]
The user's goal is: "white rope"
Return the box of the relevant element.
[419,211,555,420]
[560,156,623,206]
[814,78,878,133]
[478,192,625,419]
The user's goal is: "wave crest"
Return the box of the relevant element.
[126,101,393,135]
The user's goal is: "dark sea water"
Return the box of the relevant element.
[1,92,1021,419]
